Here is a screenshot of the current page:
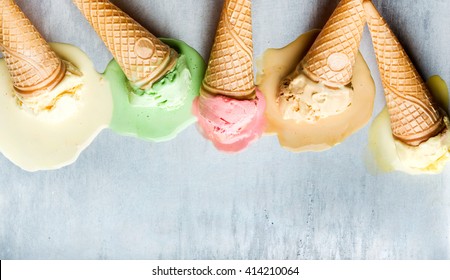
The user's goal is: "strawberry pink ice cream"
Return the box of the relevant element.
[193,89,266,152]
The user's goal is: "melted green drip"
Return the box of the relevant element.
[104,38,205,142]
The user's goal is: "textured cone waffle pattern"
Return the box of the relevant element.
[73,0,177,89]
[0,0,65,93]
[202,0,255,99]
[301,0,365,88]
[364,0,445,146]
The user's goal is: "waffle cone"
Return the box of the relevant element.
[363,0,445,146]
[202,0,255,100]
[0,0,65,94]
[73,0,177,89]
[301,0,366,88]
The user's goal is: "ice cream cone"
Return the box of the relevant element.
[0,0,66,94]
[202,0,255,100]
[301,0,366,88]
[363,0,445,146]
[73,0,177,89]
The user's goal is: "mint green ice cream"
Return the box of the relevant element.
[128,54,192,110]
[104,38,205,142]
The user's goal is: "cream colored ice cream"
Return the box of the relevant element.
[16,61,83,115]
[364,0,449,174]
[256,30,375,152]
[279,68,353,122]
[395,118,450,172]
[369,77,450,175]
[257,0,373,152]
[0,43,113,171]
[0,1,112,171]
[277,0,365,124]
[369,109,450,175]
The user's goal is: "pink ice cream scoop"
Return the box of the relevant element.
[193,0,265,152]
[193,89,266,152]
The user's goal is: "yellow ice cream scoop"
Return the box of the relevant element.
[364,0,450,174]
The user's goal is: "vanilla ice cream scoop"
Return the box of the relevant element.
[276,0,365,124]
[16,61,84,115]
[364,1,449,174]
[368,76,450,175]
[0,0,112,171]
[278,69,353,123]
[0,0,69,111]
[394,117,450,172]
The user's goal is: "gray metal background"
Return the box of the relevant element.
[0,0,449,259]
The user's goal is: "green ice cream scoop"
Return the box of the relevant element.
[104,38,205,142]
[128,54,191,110]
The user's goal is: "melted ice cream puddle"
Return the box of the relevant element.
[104,38,205,142]
[0,43,113,171]
[256,30,375,152]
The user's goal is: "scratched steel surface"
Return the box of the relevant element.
[0,0,449,259]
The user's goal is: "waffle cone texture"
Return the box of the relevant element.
[73,0,177,89]
[0,0,65,93]
[301,0,366,88]
[202,0,255,99]
[363,0,445,146]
